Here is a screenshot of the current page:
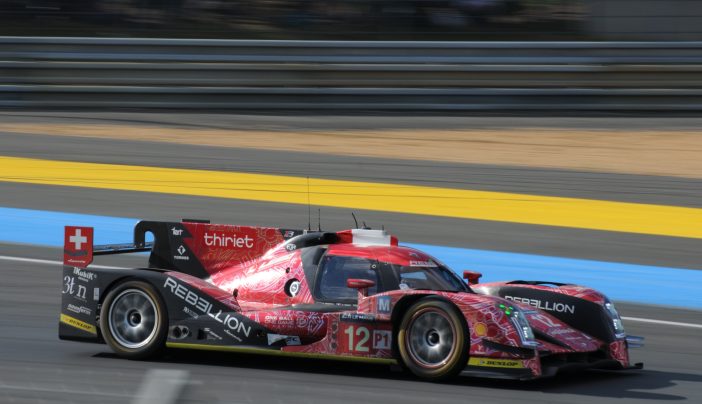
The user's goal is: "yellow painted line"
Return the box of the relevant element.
[59,313,97,334]
[1,156,701,239]
[165,342,397,364]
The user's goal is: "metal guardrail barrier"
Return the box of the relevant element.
[1,37,702,110]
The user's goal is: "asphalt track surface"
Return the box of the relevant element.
[1,116,701,403]
[2,132,702,269]
[4,111,702,131]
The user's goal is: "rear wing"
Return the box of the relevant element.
[64,220,303,277]
[63,221,396,275]
[63,226,153,268]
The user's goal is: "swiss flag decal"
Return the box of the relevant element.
[63,226,93,268]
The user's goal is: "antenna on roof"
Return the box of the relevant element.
[362,221,369,229]
[307,177,312,231]
[317,208,321,231]
[351,212,359,229]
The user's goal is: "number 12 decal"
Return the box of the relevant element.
[343,326,392,352]
[344,325,370,352]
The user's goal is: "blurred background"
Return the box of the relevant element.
[2,0,585,40]
[1,0,701,40]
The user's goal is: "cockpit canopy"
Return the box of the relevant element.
[310,244,468,304]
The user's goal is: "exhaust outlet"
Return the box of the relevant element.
[170,325,190,339]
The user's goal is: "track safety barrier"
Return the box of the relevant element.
[2,37,702,110]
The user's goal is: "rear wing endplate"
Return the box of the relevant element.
[63,226,153,268]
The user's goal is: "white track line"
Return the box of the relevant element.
[132,369,190,404]
[0,254,126,269]
[1,254,700,329]
[622,316,702,329]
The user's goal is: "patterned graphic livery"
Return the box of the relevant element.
[58,220,642,380]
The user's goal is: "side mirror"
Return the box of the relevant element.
[463,270,482,285]
[347,278,376,298]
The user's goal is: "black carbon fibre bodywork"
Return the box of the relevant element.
[478,285,618,343]
[59,265,273,347]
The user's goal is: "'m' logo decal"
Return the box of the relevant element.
[377,296,391,314]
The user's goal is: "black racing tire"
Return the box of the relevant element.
[397,297,469,381]
[100,280,168,359]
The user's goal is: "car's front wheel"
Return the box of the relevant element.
[397,298,469,381]
[100,280,168,359]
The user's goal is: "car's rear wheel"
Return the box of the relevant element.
[100,280,167,359]
[397,298,469,381]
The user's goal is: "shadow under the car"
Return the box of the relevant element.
[94,349,698,401]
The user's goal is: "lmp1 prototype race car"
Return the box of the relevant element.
[60,219,643,381]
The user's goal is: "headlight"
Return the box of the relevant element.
[498,303,538,348]
[604,299,626,339]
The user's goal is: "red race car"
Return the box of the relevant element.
[60,219,643,381]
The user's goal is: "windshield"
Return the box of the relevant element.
[386,262,468,292]
[317,255,378,302]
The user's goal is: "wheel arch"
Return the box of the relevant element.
[99,272,166,305]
